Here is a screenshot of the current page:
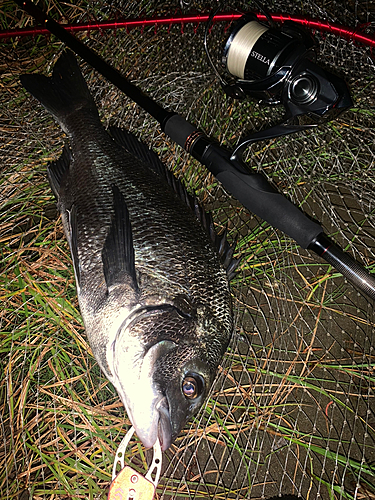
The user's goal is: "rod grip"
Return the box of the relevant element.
[162,114,198,148]
[200,143,323,248]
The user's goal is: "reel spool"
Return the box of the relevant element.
[206,13,353,157]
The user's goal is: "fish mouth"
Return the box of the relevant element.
[112,335,176,451]
[128,394,173,452]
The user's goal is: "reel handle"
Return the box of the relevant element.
[231,121,317,159]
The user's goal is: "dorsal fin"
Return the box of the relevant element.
[102,185,138,292]
[109,126,240,280]
[109,126,168,181]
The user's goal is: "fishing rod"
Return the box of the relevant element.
[15,0,375,301]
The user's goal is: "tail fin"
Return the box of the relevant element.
[20,50,98,133]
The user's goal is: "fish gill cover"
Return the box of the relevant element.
[0,0,374,499]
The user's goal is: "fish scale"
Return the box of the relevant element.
[21,49,236,451]
[71,140,216,291]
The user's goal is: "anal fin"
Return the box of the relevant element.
[102,185,138,292]
[47,145,72,199]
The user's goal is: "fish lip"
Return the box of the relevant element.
[122,394,173,451]
[112,325,176,451]
[156,397,173,451]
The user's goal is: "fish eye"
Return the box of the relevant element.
[182,374,204,399]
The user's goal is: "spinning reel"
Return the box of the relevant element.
[205,12,353,156]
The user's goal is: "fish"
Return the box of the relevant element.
[20,50,238,451]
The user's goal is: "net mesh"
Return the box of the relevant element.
[1,1,374,499]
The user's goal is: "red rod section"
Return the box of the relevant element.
[1,12,375,48]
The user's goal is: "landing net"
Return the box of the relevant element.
[1,1,374,499]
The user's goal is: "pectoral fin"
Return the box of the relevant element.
[102,185,138,293]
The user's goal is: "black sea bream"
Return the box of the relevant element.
[21,50,237,450]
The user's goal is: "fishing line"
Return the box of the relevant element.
[224,21,269,79]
